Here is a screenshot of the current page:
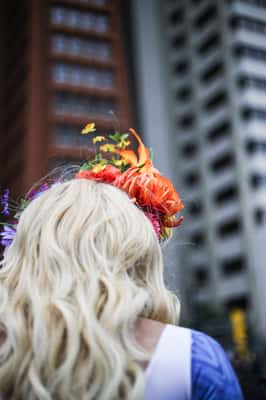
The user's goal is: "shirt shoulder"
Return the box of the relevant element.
[191,329,244,400]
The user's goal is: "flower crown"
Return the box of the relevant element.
[0,123,184,247]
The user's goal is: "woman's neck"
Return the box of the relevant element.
[135,318,166,353]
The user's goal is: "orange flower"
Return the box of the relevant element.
[114,166,184,218]
[118,128,152,170]
[75,124,184,236]
[76,165,121,184]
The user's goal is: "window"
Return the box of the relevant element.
[238,76,266,91]
[52,34,112,61]
[221,256,246,275]
[181,142,198,157]
[52,63,70,83]
[51,7,66,25]
[53,124,107,146]
[176,86,192,102]
[217,217,241,238]
[235,0,266,9]
[171,33,187,50]
[178,113,195,129]
[197,32,221,55]
[254,208,264,224]
[53,93,117,117]
[250,173,266,188]
[230,15,266,33]
[190,231,206,246]
[53,124,80,146]
[194,267,209,286]
[52,63,115,89]
[237,76,247,89]
[173,59,190,75]
[204,90,227,112]
[50,7,109,33]
[250,173,260,188]
[210,152,234,173]
[200,61,224,83]
[235,45,266,63]
[194,4,217,29]
[191,0,204,4]
[241,108,250,120]
[246,139,256,154]
[79,0,108,5]
[225,296,249,311]
[89,96,117,116]
[169,7,184,25]
[206,120,231,142]
[52,34,67,53]
[213,185,238,205]
[242,107,266,121]
[183,170,200,186]
[187,200,203,216]
[246,139,266,154]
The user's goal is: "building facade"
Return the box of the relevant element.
[131,0,266,342]
[0,0,131,196]
[1,0,266,343]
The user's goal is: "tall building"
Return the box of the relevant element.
[0,0,131,196]
[131,0,266,341]
[1,0,266,342]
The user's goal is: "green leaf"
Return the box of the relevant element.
[80,162,90,171]
[20,199,28,209]
[120,163,130,172]
[0,222,14,227]
[108,132,121,142]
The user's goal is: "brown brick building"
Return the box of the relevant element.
[0,0,132,196]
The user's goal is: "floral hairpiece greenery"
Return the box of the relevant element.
[0,123,184,248]
[0,183,57,248]
[75,123,184,240]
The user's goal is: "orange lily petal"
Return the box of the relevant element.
[129,128,150,165]
[119,149,138,165]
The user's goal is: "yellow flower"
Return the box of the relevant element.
[117,139,131,149]
[100,144,116,153]
[112,159,127,167]
[93,136,106,144]
[92,163,105,172]
[81,122,96,134]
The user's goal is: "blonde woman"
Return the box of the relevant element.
[0,127,243,399]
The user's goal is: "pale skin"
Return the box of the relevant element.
[135,318,166,368]
[0,318,166,371]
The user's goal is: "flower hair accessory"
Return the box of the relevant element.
[0,183,60,248]
[0,123,184,248]
[75,123,184,241]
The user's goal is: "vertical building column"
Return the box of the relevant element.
[129,0,177,180]
[24,0,50,190]
[130,0,187,319]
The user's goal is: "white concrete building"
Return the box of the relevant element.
[130,0,266,341]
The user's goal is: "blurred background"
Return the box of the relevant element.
[1,0,266,396]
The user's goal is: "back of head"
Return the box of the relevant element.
[0,179,179,399]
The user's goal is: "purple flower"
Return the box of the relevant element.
[1,189,9,216]
[28,183,49,200]
[0,225,16,247]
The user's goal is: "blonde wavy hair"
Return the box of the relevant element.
[0,179,179,399]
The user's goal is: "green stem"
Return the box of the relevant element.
[0,222,14,227]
